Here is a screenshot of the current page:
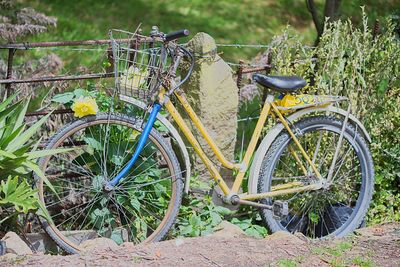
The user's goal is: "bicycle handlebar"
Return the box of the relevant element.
[165,29,190,42]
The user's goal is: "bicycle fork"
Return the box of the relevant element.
[104,103,162,191]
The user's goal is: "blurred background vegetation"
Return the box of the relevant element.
[3,0,399,67]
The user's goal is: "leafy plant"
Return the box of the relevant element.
[52,87,115,112]
[230,217,268,238]
[173,174,268,238]
[264,12,400,224]
[0,176,39,223]
[0,93,70,226]
[0,93,70,189]
[175,195,231,237]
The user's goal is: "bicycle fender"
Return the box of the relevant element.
[247,105,371,194]
[120,95,192,194]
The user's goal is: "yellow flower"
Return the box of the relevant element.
[71,96,99,118]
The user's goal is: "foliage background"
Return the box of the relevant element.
[2,0,398,67]
[263,15,400,224]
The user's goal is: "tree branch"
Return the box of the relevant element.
[306,0,323,37]
[324,0,341,23]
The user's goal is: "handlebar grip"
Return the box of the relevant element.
[165,29,190,42]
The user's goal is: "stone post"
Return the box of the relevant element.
[181,33,239,186]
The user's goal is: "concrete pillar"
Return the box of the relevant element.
[180,33,239,186]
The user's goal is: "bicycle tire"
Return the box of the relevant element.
[37,113,183,254]
[258,116,374,238]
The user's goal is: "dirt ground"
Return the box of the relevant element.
[1,223,399,267]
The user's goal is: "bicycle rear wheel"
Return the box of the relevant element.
[37,113,183,254]
[258,116,374,238]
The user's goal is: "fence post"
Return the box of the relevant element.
[5,48,16,96]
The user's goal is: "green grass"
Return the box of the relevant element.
[270,256,306,267]
[9,0,398,70]
[311,241,353,257]
[272,258,298,267]
[25,0,312,64]
[351,256,373,267]
[311,241,375,267]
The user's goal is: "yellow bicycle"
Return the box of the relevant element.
[37,27,374,254]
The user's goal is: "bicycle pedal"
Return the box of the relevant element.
[272,201,289,219]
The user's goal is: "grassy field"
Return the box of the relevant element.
[12,0,398,69]
[25,0,312,64]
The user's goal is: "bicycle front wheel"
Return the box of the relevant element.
[37,113,183,254]
[258,116,374,238]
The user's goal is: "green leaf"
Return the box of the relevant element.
[110,229,124,245]
[308,212,319,224]
[0,101,23,138]
[22,160,57,197]
[0,149,18,159]
[244,227,262,238]
[213,205,232,215]
[189,214,202,228]
[51,92,75,104]
[130,198,141,212]
[27,148,74,160]
[74,88,87,98]
[252,225,267,237]
[84,137,103,151]
[0,125,24,149]
[377,79,389,95]
[13,97,30,132]
[0,92,19,111]
[6,113,52,152]
[0,176,38,214]
[210,211,222,226]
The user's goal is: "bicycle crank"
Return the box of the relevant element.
[232,197,289,220]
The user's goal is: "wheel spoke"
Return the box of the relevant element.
[260,117,369,239]
[39,116,181,249]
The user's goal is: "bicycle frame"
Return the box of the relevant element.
[105,37,354,202]
[161,89,324,202]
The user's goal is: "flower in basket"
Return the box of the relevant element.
[120,66,148,90]
[71,96,99,118]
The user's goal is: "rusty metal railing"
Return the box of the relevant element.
[0,38,137,117]
[1,36,275,117]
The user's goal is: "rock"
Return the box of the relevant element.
[181,32,239,185]
[120,242,135,249]
[80,237,118,251]
[265,231,305,245]
[175,238,184,247]
[1,232,32,255]
[0,253,19,262]
[355,226,385,238]
[26,230,98,253]
[293,232,309,243]
[212,221,246,238]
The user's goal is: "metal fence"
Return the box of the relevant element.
[0,37,273,118]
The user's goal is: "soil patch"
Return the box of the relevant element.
[1,223,399,266]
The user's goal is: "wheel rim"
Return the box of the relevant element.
[38,118,179,249]
[265,123,368,238]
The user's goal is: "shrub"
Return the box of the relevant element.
[0,93,69,231]
[258,11,400,224]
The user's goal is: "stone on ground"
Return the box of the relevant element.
[265,231,305,245]
[0,253,19,263]
[120,242,135,249]
[212,220,246,238]
[1,232,32,255]
[26,230,98,253]
[80,237,118,251]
